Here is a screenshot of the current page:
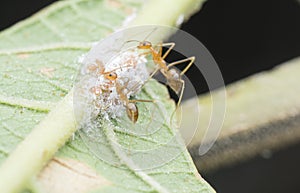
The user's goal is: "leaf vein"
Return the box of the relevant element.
[0,43,91,55]
[1,122,24,140]
[70,2,116,31]
[0,94,53,112]
[38,17,65,41]
[103,123,170,193]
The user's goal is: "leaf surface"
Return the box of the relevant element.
[0,0,214,192]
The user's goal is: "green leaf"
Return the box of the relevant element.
[0,0,214,193]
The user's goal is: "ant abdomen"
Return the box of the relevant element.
[126,103,138,123]
[167,79,183,94]
[165,68,182,94]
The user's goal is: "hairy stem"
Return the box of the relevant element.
[131,0,206,26]
[0,92,76,193]
[185,57,300,172]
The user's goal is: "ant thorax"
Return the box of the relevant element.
[82,49,149,121]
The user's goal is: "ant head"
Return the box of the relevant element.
[105,72,117,81]
[137,41,152,49]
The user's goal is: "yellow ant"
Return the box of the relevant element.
[127,38,195,107]
[88,59,135,94]
[87,58,153,123]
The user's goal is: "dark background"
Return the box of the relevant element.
[1,0,300,192]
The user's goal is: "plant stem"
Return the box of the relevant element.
[0,91,77,193]
[185,57,300,172]
[130,0,206,26]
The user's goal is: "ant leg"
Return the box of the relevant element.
[153,42,176,59]
[167,56,195,75]
[141,67,160,91]
[169,80,185,127]
[151,42,175,60]
[177,79,185,108]
[142,43,175,81]
[149,67,160,79]
[129,99,154,103]
[140,66,160,89]
[161,42,175,60]
[167,57,194,107]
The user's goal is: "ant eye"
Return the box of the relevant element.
[105,72,117,80]
[146,41,152,46]
[139,41,151,48]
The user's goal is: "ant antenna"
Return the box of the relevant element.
[142,27,158,42]
[119,39,140,51]
[120,27,158,49]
